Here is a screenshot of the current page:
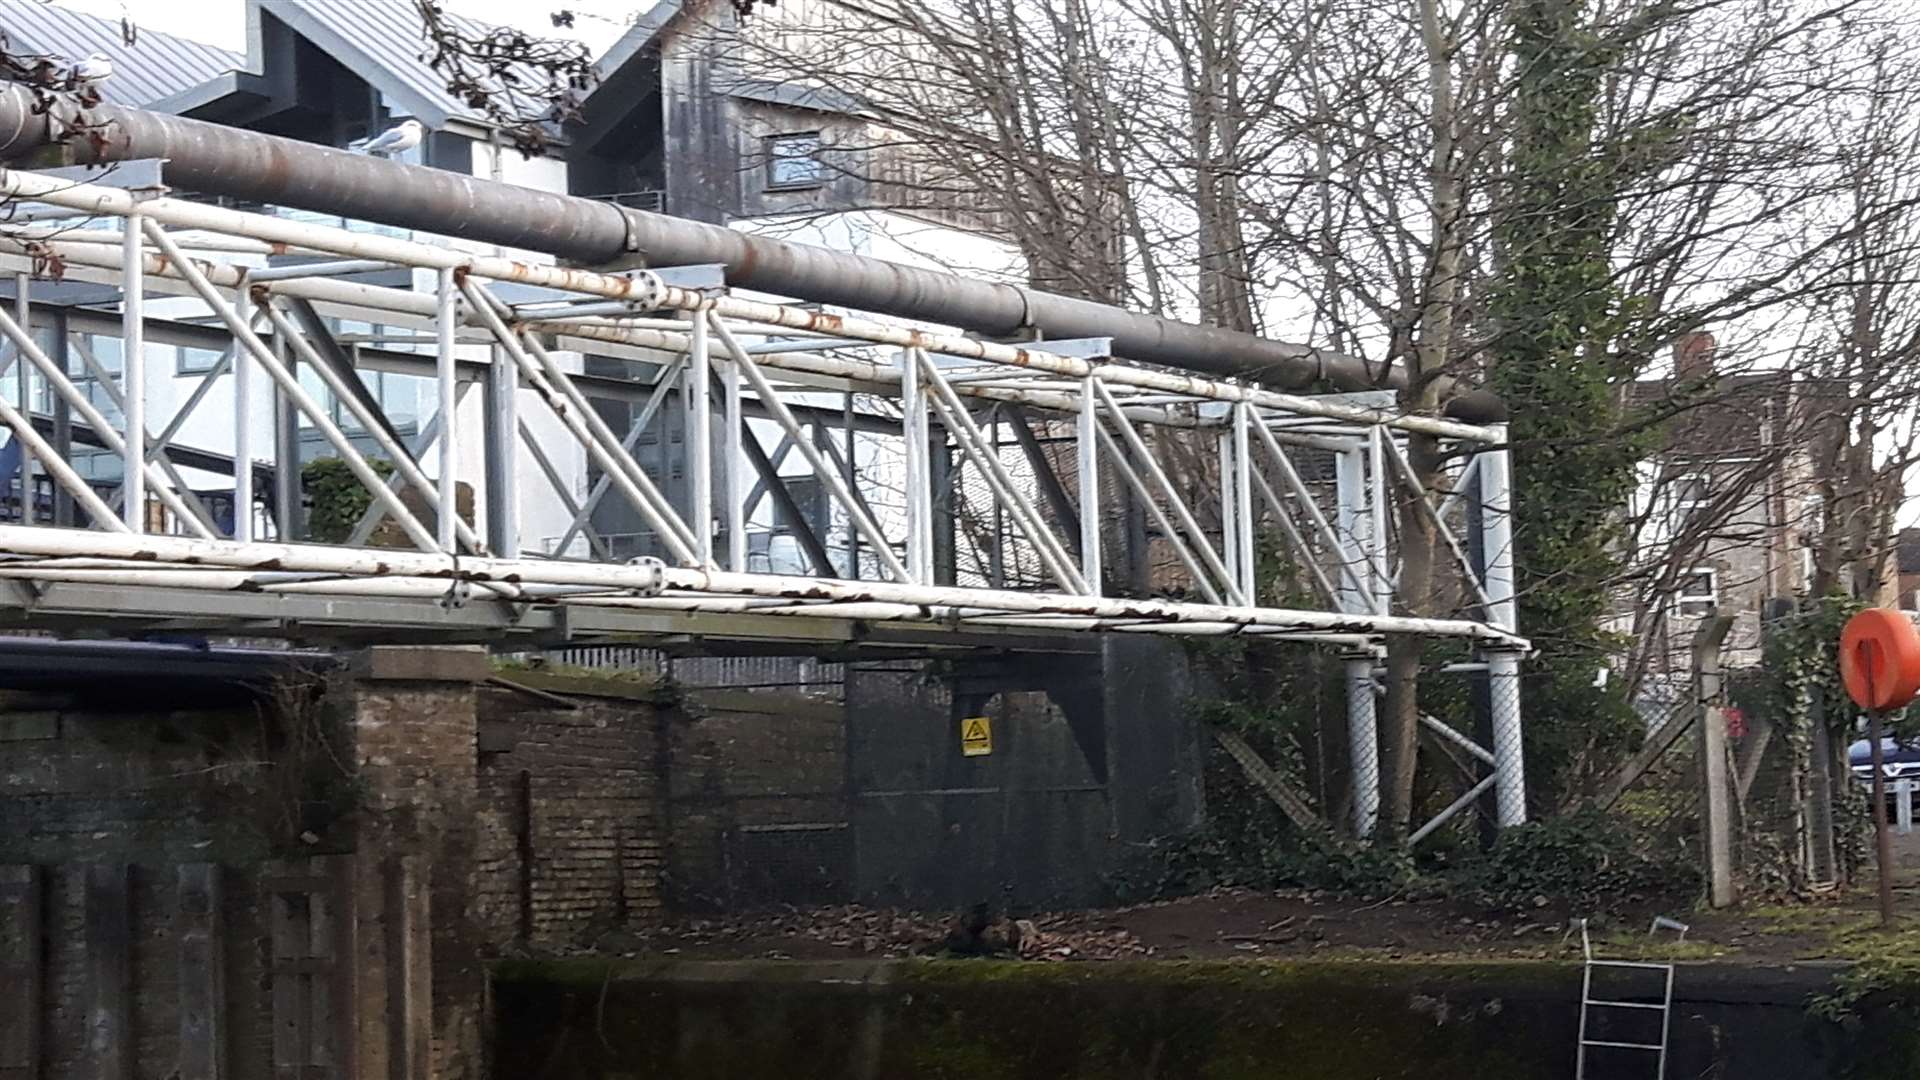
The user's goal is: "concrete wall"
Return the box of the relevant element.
[494,959,1863,1080]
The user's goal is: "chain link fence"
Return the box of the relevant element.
[1607,620,1869,900]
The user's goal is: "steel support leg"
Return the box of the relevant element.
[1232,402,1255,601]
[722,347,745,572]
[902,349,932,583]
[121,211,145,530]
[688,310,712,565]
[231,287,254,541]
[272,325,300,541]
[435,268,460,552]
[1345,653,1381,838]
[1077,376,1101,595]
[11,273,33,522]
[1478,426,1526,827]
[484,343,520,557]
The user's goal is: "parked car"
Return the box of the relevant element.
[1848,737,1920,781]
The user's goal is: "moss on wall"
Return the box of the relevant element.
[494,957,1906,1079]
[495,959,1582,1079]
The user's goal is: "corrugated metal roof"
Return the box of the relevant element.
[591,0,682,81]
[255,0,563,132]
[0,0,242,108]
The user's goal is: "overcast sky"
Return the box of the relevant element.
[48,0,642,57]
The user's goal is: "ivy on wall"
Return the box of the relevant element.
[301,456,394,545]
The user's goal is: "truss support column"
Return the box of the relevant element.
[931,429,955,586]
[1219,425,1239,591]
[12,273,34,522]
[122,210,145,531]
[1232,402,1254,601]
[1078,376,1102,595]
[1335,446,1372,616]
[686,310,713,565]
[1478,425,1527,827]
[434,269,459,551]
[51,309,72,527]
[902,349,932,583]
[485,342,519,557]
[722,343,745,573]
[232,286,253,542]
[272,321,300,541]
[1366,428,1390,614]
[1345,653,1381,838]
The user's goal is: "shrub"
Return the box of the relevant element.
[1456,808,1697,911]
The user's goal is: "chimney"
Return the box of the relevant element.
[1674,331,1716,382]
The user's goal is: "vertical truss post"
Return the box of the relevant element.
[1366,427,1391,614]
[722,341,745,573]
[1077,376,1102,596]
[272,322,300,541]
[1335,446,1374,614]
[232,286,253,542]
[1232,402,1255,601]
[485,342,520,558]
[435,268,460,552]
[11,272,33,521]
[988,408,1004,588]
[932,428,956,585]
[843,392,859,578]
[1219,423,1239,590]
[51,309,72,527]
[1478,425,1527,827]
[121,211,145,530]
[687,310,713,566]
[901,348,932,583]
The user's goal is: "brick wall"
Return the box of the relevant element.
[0,685,289,1080]
[0,650,673,1080]
[474,675,667,948]
[666,688,850,909]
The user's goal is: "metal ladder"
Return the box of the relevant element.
[1574,920,1675,1079]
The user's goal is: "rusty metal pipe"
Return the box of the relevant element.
[0,88,1501,420]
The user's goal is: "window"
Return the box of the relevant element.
[176,345,224,376]
[766,132,825,190]
[1676,568,1718,617]
[1672,472,1710,516]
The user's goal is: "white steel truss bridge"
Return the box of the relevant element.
[0,156,1527,834]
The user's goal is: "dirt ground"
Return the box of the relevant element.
[603,874,1920,966]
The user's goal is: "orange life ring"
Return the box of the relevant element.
[1839,608,1920,711]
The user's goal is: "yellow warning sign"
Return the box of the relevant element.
[960,715,993,756]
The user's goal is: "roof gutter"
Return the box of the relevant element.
[0,87,1501,423]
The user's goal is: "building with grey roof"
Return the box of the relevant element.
[0,0,240,108]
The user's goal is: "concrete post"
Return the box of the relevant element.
[1693,615,1735,908]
